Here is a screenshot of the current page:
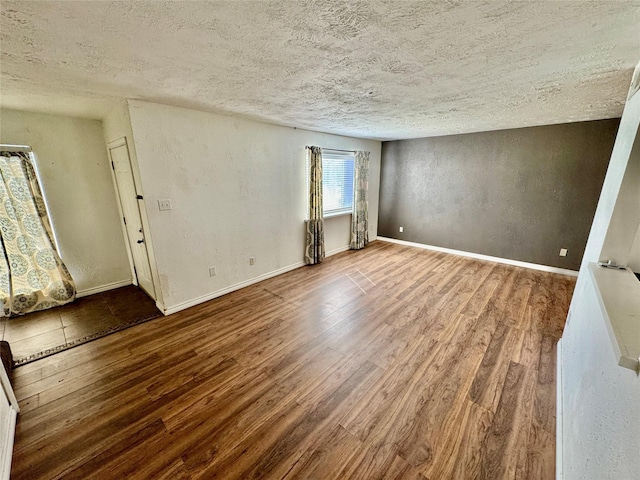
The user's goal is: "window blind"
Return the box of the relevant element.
[321,152,355,215]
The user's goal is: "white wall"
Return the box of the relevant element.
[559,67,640,479]
[560,278,639,479]
[628,225,640,272]
[0,108,131,294]
[126,100,381,312]
[103,102,164,306]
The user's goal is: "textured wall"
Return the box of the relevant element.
[0,109,131,292]
[560,74,640,479]
[378,119,619,270]
[126,100,381,311]
[599,130,640,268]
[560,278,640,479]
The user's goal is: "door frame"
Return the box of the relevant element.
[107,137,157,301]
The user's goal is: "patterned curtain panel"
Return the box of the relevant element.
[350,150,370,250]
[0,152,76,316]
[304,146,325,265]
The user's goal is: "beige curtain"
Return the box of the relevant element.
[0,152,76,316]
[350,150,370,250]
[304,146,325,265]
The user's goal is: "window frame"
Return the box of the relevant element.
[306,150,355,218]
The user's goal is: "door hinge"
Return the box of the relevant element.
[123,216,127,225]
[111,161,115,170]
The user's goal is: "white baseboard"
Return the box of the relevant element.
[76,279,133,298]
[155,300,166,315]
[377,237,579,277]
[162,261,305,316]
[161,245,356,316]
[326,245,350,257]
[556,338,564,480]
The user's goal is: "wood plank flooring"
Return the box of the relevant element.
[2,285,160,365]
[10,241,575,479]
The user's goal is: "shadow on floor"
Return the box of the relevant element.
[1,285,161,366]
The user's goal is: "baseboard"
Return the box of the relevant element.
[556,338,564,480]
[326,245,350,257]
[160,245,358,316]
[76,279,133,298]
[155,300,166,315]
[377,237,579,277]
[162,261,305,315]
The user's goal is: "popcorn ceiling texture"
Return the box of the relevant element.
[1,0,639,139]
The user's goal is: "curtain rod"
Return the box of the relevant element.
[305,145,356,154]
[0,144,32,153]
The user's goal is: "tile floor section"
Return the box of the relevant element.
[0,285,160,365]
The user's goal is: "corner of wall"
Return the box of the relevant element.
[102,100,165,309]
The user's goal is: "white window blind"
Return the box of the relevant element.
[306,149,355,217]
[312,151,354,217]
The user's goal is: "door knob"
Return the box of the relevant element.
[137,239,144,244]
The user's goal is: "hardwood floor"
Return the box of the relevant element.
[2,285,160,365]
[10,241,575,479]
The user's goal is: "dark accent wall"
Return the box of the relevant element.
[378,119,620,270]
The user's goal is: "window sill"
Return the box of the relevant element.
[589,262,640,372]
[324,211,352,219]
[304,211,351,224]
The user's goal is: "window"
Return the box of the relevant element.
[307,151,354,216]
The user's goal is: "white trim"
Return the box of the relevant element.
[76,279,133,298]
[0,356,18,480]
[0,363,18,414]
[155,300,166,314]
[162,261,305,316]
[326,245,351,257]
[106,137,138,288]
[376,237,579,277]
[324,210,352,219]
[107,137,127,149]
[0,408,16,480]
[0,144,31,153]
[556,337,564,480]
[161,245,353,316]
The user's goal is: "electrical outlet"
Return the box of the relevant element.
[249,257,255,265]
[158,199,172,211]
[559,248,568,257]
[208,266,216,277]
[399,226,404,233]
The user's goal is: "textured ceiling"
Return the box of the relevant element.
[1,1,639,140]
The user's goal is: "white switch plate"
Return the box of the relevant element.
[399,226,404,233]
[208,266,216,277]
[249,257,255,265]
[158,199,172,211]
[559,248,568,257]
